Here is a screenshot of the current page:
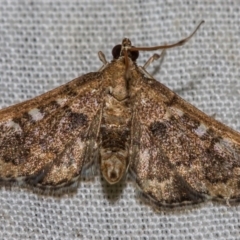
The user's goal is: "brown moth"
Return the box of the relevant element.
[1,21,240,208]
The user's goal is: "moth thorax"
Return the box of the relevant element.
[100,150,127,184]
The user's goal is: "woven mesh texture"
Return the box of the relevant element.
[0,1,240,239]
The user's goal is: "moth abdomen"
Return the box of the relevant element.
[100,84,132,184]
[100,119,131,184]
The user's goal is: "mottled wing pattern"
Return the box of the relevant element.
[130,77,240,207]
[0,72,103,188]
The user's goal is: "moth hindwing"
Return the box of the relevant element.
[1,21,240,208]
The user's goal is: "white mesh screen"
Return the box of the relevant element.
[0,1,240,239]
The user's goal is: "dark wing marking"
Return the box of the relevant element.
[0,72,103,188]
[130,76,240,207]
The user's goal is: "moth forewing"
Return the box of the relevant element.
[142,77,240,206]
[0,73,103,187]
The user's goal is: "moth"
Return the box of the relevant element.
[1,20,240,208]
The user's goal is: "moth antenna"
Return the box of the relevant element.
[129,20,204,52]
[98,51,108,65]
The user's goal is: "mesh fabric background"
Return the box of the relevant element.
[0,0,240,239]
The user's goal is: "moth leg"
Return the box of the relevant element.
[143,50,166,69]
[139,50,166,79]
[98,51,109,72]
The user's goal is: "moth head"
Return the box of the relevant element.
[101,156,126,184]
[112,38,139,61]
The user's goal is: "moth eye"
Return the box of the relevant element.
[112,44,122,59]
[129,49,139,61]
